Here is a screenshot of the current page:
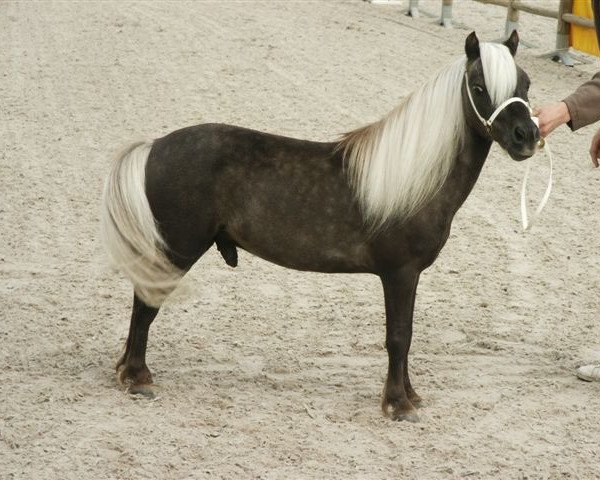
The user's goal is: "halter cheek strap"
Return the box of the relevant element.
[464,72,532,133]
[464,72,552,232]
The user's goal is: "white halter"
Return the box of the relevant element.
[464,72,532,132]
[464,72,552,232]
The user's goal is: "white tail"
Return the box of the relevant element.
[101,141,183,307]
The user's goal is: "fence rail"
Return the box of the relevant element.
[374,0,597,66]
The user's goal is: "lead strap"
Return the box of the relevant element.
[520,118,552,231]
[464,73,552,231]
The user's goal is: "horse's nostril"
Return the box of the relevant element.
[514,126,525,143]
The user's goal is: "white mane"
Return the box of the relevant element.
[342,42,517,230]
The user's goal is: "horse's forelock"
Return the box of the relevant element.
[479,42,518,107]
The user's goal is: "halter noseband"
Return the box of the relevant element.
[463,72,551,233]
[464,72,531,134]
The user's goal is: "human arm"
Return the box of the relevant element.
[533,72,600,137]
[563,72,600,131]
[589,128,600,167]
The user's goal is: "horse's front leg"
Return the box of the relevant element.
[380,268,421,422]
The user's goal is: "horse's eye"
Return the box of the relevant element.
[473,85,484,94]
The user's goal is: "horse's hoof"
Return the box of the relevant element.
[127,383,156,399]
[117,363,153,383]
[383,398,419,422]
[117,364,155,399]
[391,410,420,422]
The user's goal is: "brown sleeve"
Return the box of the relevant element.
[563,72,600,131]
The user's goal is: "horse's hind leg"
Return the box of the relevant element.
[116,294,159,397]
[114,236,215,397]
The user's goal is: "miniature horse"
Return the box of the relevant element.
[102,32,539,421]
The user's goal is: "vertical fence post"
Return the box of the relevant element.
[536,0,588,65]
[504,0,520,38]
[408,0,420,18]
[537,0,576,65]
[556,0,573,58]
[440,0,453,28]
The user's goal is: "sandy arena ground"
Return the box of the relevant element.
[2,1,600,478]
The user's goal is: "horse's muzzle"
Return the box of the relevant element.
[507,117,540,160]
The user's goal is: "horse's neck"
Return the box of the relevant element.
[439,128,492,214]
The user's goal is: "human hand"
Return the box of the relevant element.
[589,128,600,167]
[532,102,571,138]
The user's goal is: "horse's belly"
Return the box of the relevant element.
[226,216,374,274]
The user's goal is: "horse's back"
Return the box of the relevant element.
[145,123,373,272]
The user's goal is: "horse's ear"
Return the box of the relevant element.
[465,32,480,61]
[504,30,519,56]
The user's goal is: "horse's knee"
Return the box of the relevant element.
[385,333,410,358]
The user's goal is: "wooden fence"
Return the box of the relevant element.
[384,0,597,65]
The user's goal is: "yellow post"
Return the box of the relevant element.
[570,0,600,56]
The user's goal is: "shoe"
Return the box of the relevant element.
[576,364,600,382]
